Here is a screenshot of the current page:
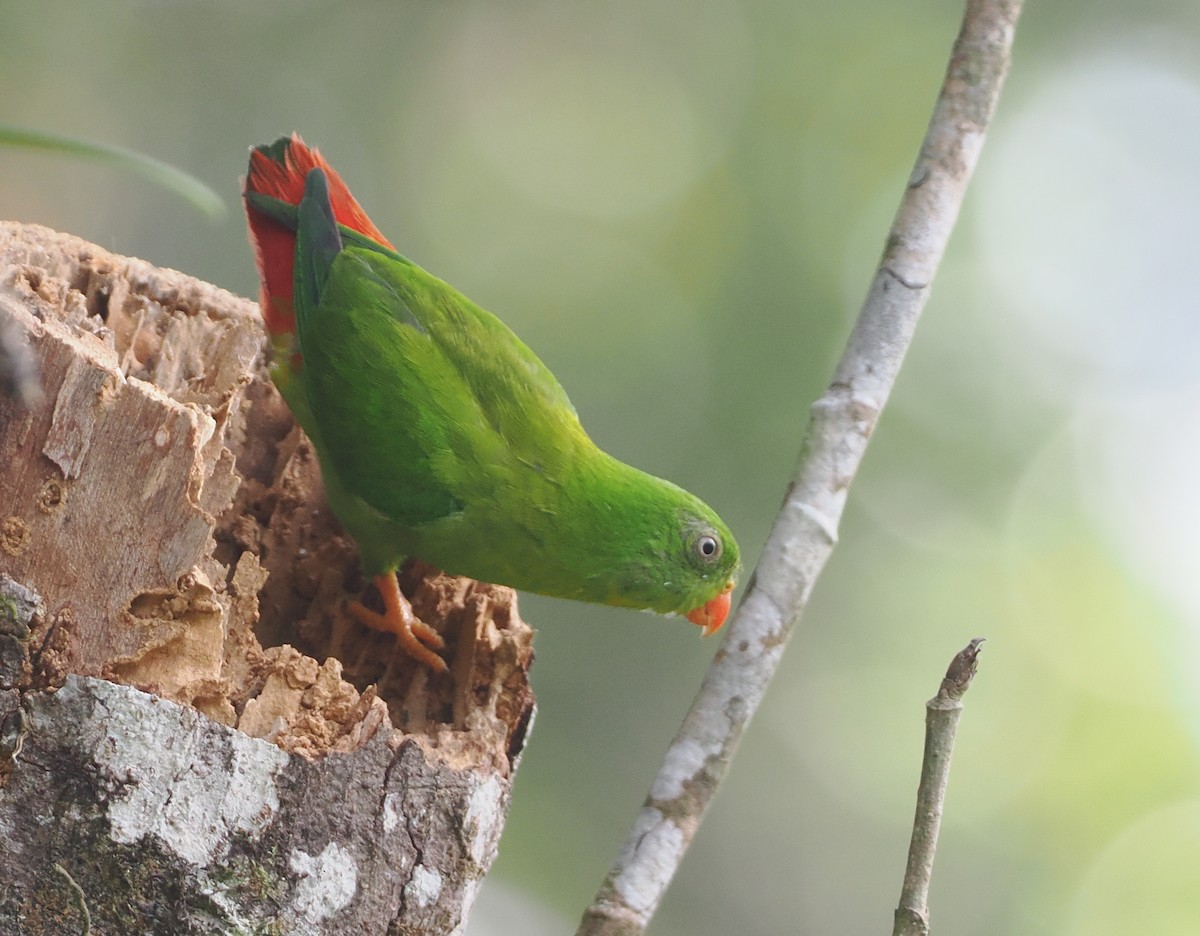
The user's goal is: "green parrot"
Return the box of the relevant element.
[243,135,739,671]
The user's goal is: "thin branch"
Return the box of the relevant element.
[576,2,1023,933]
[893,638,986,936]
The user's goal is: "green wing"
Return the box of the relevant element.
[290,172,586,530]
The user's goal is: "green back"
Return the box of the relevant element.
[296,247,588,528]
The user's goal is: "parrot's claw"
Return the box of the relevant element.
[349,573,448,672]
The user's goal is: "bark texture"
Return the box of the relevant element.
[0,221,535,935]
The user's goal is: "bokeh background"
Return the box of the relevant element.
[4,0,1200,933]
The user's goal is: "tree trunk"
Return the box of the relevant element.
[0,221,535,935]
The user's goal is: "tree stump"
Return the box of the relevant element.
[0,221,535,935]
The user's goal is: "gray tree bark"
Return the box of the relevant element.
[0,221,535,935]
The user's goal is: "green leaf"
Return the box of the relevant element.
[0,124,226,220]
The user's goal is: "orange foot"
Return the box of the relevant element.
[348,573,447,672]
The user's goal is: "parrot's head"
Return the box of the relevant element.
[549,451,739,633]
[613,483,740,635]
[674,509,739,636]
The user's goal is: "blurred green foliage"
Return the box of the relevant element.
[4,0,1200,933]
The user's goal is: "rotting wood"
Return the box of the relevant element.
[0,221,535,935]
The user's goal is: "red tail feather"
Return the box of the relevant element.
[243,133,394,338]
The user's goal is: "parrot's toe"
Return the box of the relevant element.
[349,573,448,672]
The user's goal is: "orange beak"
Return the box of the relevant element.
[686,582,735,637]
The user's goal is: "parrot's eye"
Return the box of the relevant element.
[695,534,722,562]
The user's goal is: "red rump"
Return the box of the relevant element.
[243,133,395,337]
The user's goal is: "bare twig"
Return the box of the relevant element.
[576,3,1023,934]
[894,638,986,936]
